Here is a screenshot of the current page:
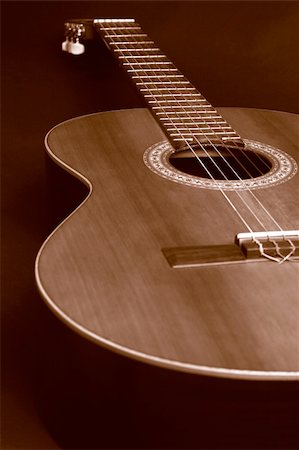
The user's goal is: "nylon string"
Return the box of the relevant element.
[98,22,294,261]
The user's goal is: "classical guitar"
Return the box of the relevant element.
[35,19,299,380]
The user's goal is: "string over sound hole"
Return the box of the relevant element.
[143,139,297,190]
[169,145,271,180]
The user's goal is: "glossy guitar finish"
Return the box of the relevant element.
[36,106,299,380]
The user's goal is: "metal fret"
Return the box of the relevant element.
[94,19,243,145]
[170,131,236,136]
[136,81,191,85]
[94,18,136,23]
[100,27,141,31]
[105,34,148,38]
[124,62,173,66]
[166,127,232,131]
[162,121,227,125]
[119,55,167,59]
[158,115,223,119]
[145,93,202,97]
[140,87,196,91]
[173,138,193,142]
[152,105,214,110]
[110,41,155,45]
[132,75,185,79]
[148,99,207,103]
[114,48,160,52]
[127,67,177,73]
[133,77,186,82]
[128,69,178,73]
[159,111,226,118]
[222,136,242,141]
[156,112,220,116]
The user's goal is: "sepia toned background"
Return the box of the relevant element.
[2,1,299,449]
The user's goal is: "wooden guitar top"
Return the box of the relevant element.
[35,107,299,380]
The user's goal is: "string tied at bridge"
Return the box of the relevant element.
[237,231,299,264]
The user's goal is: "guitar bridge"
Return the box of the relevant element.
[162,230,299,268]
[236,230,299,263]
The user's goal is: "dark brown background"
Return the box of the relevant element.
[2,1,299,449]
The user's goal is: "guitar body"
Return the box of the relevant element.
[36,106,299,380]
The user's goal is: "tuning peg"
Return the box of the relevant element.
[62,38,70,52]
[62,22,85,55]
[62,22,72,52]
[68,38,85,55]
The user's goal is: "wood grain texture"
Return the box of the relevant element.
[36,107,299,379]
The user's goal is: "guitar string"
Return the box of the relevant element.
[114,33,271,186]
[99,23,298,262]
[112,27,271,178]
[103,26,271,177]
[100,22,284,233]
[138,69,271,179]
[100,23,256,231]
[105,28,268,181]
[102,26,272,175]
[99,22,285,235]
[101,24,250,178]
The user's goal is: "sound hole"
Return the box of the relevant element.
[169,145,272,180]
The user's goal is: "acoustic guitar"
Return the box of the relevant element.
[35,18,299,380]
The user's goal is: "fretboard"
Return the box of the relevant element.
[94,19,244,149]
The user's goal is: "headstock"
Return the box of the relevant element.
[62,19,94,55]
[61,18,136,55]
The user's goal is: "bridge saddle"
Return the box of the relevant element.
[162,230,299,268]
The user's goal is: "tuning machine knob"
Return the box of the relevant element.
[62,22,86,55]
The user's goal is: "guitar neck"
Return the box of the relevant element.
[94,18,243,149]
